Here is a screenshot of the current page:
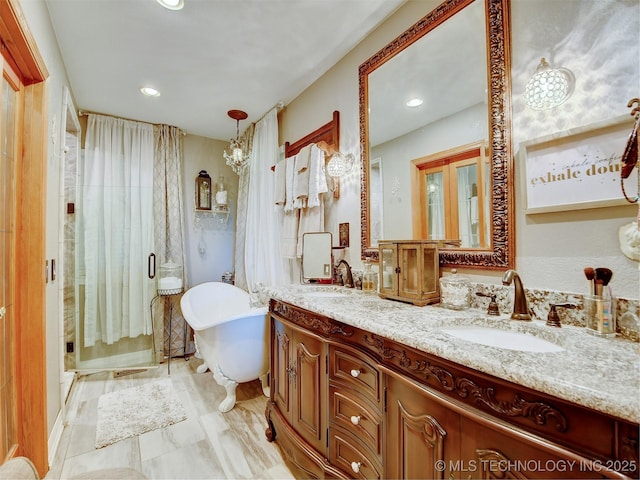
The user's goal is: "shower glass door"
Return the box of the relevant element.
[66,126,158,371]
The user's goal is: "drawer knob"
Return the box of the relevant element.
[350,415,361,425]
[351,461,362,474]
[350,369,361,378]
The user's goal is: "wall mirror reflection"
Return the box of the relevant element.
[301,232,333,283]
[360,0,514,269]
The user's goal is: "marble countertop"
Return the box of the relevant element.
[262,284,640,424]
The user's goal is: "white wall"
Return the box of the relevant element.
[182,135,238,287]
[281,0,640,299]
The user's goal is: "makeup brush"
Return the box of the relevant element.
[595,267,613,289]
[594,267,614,333]
[593,267,613,297]
[584,267,595,296]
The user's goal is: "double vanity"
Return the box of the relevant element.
[263,285,639,479]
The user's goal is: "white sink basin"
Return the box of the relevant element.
[440,326,564,353]
[303,291,350,298]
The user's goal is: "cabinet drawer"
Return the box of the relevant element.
[329,386,383,459]
[329,346,382,406]
[329,427,382,480]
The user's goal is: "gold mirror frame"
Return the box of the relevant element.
[359,0,514,269]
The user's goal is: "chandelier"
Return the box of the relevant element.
[524,58,575,111]
[223,109,249,175]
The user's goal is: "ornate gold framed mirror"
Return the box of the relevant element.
[359,0,514,269]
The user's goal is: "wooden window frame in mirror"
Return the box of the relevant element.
[359,0,514,270]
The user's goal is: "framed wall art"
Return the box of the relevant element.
[520,115,638,214]
[339,222,350,247]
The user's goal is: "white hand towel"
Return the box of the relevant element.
[307,144,328,208]
[292,144,312,209]
[281,209,299,259]
[284,155,296,212]
[274,160,286,206]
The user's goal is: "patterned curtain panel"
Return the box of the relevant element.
[233,123,254,291]
[154,125,189,360]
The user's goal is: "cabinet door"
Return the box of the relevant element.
[398,244,421,300]
[459,417,612,479]
[272,317,292,418]
[292,329,327,455]
[386,374,460,480]
[379,243,398,296]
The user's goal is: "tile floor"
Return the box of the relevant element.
[46,358,296,479]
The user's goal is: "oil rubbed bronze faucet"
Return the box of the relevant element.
[336,260,354,288]
[502,269,532,321]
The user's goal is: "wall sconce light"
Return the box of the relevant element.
[223,109,250,175]
[195,170,212,210]
[524,58,575,110]
[326,152,355,178]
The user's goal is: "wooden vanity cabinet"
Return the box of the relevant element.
[270,315,327,458]
[265,299,639,480]
[386,369,620,480]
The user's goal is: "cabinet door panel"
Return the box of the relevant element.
[399,244,421,299]
[294,331,326,453]
[386,374,459,480]
[272,318,291,417]
[460,417,612,479]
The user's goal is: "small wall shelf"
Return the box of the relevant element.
[194,205,230,228]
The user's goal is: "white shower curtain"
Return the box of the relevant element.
[243,108,289,291]
[82,114,156,346]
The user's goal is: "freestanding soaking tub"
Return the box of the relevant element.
[180,281,269,412]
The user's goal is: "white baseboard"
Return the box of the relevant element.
[48,409,65,467]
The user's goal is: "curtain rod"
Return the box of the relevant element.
[252,101,285,126]
[78,109,186,135]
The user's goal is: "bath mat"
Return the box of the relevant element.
[95,379,187,448]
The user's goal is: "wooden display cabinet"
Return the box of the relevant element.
[378,240,440,306]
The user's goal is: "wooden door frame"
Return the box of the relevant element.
[0,0,49,475]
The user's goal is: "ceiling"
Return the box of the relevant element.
[45,0,406,141]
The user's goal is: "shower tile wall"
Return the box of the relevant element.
[63,132,77,370]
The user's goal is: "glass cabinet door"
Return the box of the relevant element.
[421,244,439,295]
[379,243,397,295]
[399,244,420,299]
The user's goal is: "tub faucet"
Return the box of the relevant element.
[336,260,354,288]
[502,269,531,321]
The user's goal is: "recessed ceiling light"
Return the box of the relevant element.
[406,98,423,107]
[140,87,160,97]
[157,0,184,10]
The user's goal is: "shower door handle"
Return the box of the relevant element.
[148,253,156,279]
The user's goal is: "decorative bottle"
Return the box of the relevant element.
[362,258,377,293]
[215,175,228,207]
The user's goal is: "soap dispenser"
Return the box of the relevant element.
[439,269,470,310]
